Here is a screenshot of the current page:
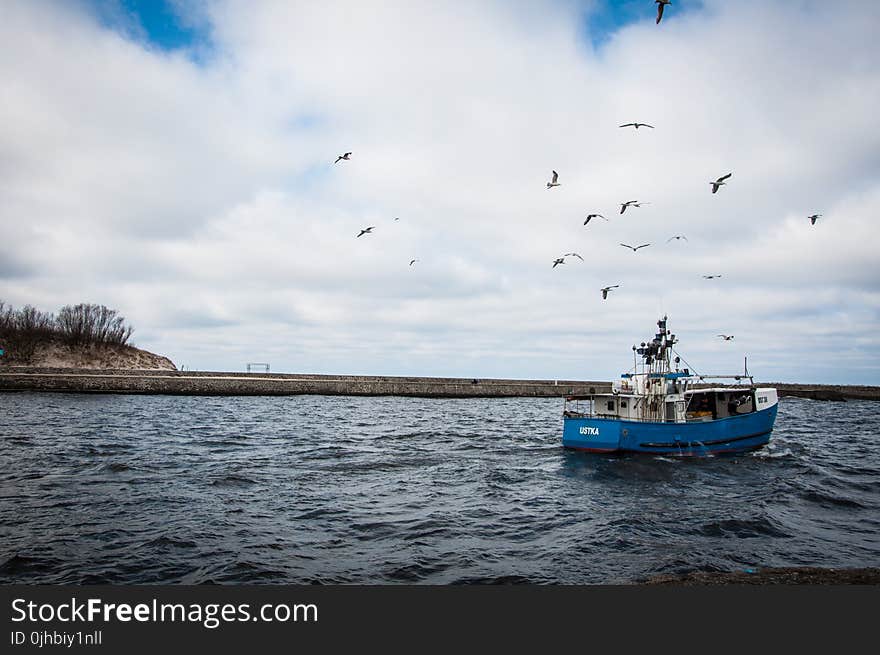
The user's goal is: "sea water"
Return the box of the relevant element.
[1,393,878,583]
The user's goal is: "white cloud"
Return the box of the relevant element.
[1,0,878,384]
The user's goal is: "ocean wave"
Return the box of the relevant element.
[1,392,877,583]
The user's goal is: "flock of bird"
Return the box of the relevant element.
[333,1,823,344]
[540,2,823,343]
[543,158,732,304]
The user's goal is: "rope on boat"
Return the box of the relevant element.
[671,348,702,378]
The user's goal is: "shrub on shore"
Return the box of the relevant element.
[0,300,134,363]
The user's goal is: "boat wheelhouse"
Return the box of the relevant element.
[562,316,778,456]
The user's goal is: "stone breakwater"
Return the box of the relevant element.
[0,368,609,398]
[0,368,877,400]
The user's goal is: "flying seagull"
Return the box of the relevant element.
[552,257,565,268]
[808,213,821,225]
[601,285,619,300]
[666,235,688,243]
[619,122,654,130]
[711,172,732,194]
[409,259,419,266]
[547,170,560,189]
[620,243,651,252]
[334,152,352,164]
[620,200,648,214]
[656,0,671,24]
[357,226,375,238]
[393,217,400,222]
[717,334,735,341]
[584,213,607,225]
[702,274,722,279]
[563,252,584,261]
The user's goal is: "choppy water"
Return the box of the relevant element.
[0,393,878,584]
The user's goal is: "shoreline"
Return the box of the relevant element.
[0,368,877,400]
[641,566,880,585]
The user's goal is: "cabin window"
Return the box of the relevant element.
[686,393,714,419]
[690,395,711,412]
[606,400,615,411]
[620,400,628,409]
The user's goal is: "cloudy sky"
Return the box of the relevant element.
[2,0,878,384]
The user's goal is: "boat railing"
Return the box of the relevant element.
[563,396,681,423]
[564,385,758,423]
[563,408,685,423]
[689,374,755,385]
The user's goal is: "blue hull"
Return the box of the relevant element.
[562,405,778,456]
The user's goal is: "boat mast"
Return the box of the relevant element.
[631,316,681,421]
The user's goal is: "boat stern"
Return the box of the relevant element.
[562,417,621,452]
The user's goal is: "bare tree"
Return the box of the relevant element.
[0,302,54,361]
[0,300,13,332]
[56,303,133,346]
[15,304,54,334]
[0,300,134,363]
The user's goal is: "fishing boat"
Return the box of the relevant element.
[562,316,777,456]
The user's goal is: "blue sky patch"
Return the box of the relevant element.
[583,0,646,48]
[79,0,212,59]
[583,0,703,49]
